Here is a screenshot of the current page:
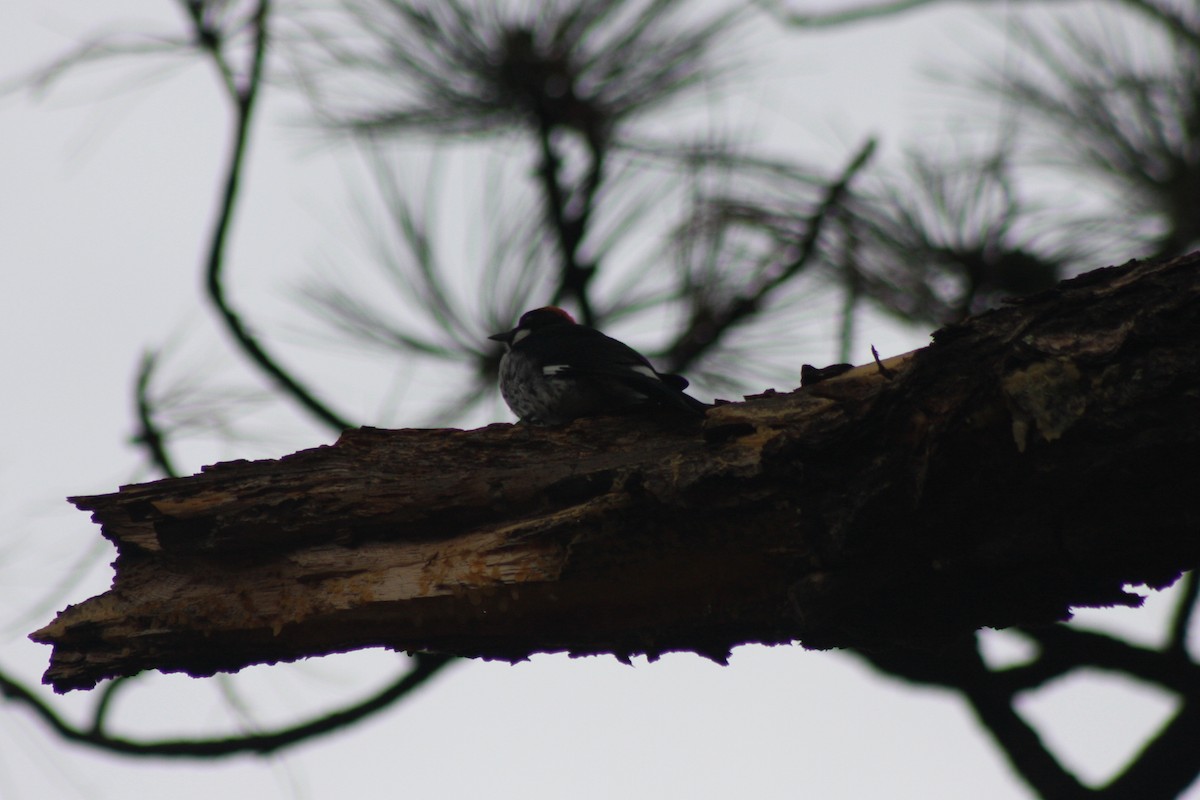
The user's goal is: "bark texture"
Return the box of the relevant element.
[34,252,1200,692]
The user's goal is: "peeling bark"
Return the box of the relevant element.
[34,252,1200,692]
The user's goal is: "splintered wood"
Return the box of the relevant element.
[34,252,1200,691]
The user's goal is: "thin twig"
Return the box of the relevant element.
[870,345,896,379]
[1003,624,1200,696]
[1167,571,1198,654]
[666,138,877,372]
[89,676,134,736]
[538,119,598,326]
[1101,697,1200,798]
[959,669,1087,799]
[197,0,353,432]
[856,639,1086,798]
[1,654,454,758]
[177,0,238,98]
[836,234,861,364]
[754,0,944,28]
[133,351,180,478]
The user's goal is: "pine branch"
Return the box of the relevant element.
[32,252,1200,692]
[0,655,452,757]
[665,139,875,372]
[195,0,353,432]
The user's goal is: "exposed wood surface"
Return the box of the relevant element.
[34,252,1200,692]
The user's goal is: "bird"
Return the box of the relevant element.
[488,306,707,425]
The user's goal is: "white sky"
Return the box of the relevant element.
[2,2,1197,799]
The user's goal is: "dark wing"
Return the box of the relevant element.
[527,325,705,415]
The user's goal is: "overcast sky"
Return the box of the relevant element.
[2,2,1196,799]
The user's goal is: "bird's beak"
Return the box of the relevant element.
[488,330,514,344]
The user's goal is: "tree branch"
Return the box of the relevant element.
[666,138,875,372]
[1,655,452,757]
[132,351,180,479]
[960,664,1089,799]
[855,638,1091,798]
[1167,571,1198,655]
[195,0,353,432]
[33,252,1200,692]
[1102,697,1200,799]
[538,118,600,326]
[754,0,947,28]
[1011,625,1200,697]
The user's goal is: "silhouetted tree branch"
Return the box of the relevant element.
[194,0,353,431]
[13,2,1200,792]
[1,654,451,758]
[35,254,1200,697]
[861,604,1200,800]
[754,0,954,28]
[0,0,457,762]
[133,351,181,479]
[1169,571,1198,654]
[664,138,876,372]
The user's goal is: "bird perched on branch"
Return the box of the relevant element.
[489,306,707,425]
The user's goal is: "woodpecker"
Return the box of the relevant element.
[489,307,707,425]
